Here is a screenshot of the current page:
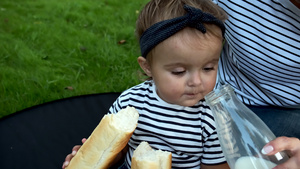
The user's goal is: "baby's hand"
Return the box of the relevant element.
[62,138,87,169]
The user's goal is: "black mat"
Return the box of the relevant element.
[0,93,120,169]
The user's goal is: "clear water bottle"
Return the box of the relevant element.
[204,84,289,169]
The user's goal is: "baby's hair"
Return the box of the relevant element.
[136,0,227,40]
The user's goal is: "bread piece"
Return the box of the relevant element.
[66,106,139,169]
[131,141,172,169]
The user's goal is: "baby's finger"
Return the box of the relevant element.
[62,154,73,168]
[72,145,81,153]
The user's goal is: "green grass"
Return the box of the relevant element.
[0,0,149,118]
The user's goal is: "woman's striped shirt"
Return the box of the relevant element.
[108,81,226,168]
[213,0,300,107]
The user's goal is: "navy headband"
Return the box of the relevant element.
[140,5,225,58]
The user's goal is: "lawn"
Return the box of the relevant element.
[0,0,149,118]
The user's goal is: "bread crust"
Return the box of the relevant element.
[66,106,139,169]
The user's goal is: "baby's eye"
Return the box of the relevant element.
[203,67,214,71]
[171,70,185,75]
[171,68,186,75]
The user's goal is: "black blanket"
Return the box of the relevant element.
[0,93,120,169]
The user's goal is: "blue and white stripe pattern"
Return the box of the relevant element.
[213,0,300,107]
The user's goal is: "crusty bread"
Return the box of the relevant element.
[66,106,139,169]
[131,141,172,169]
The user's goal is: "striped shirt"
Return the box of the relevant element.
[108,81,226,168]
[213,0,300,107]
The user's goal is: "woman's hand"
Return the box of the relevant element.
[262,136,300,169]
[62,138,87,169]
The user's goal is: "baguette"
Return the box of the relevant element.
[66,106,139,169]
[131,141,172,169]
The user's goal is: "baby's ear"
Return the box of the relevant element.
[137,56,152,77]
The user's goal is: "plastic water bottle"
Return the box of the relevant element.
[204,84,289,169]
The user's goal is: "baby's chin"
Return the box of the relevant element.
[176,99,202,107]
[160,94,204,107]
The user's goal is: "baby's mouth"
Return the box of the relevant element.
[185,92,200,97]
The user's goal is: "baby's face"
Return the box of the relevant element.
[150,28,223,107]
